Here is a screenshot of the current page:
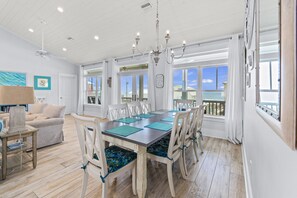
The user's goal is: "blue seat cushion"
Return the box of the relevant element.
[93,145,137,173]
[147,135,170,158]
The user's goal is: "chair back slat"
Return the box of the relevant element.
[108,104,130,120]
[127,101,143,116]
[168,111,190,159]
[197,105,206,132]
[185,107,200,144]
[140,101,152,114]
[175,99,194,111]
[72,114,108,176]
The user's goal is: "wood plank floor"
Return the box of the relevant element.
[0,116,245,198]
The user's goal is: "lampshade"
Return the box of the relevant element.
[0,86,34,105]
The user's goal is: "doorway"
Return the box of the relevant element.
[59,74,77,114]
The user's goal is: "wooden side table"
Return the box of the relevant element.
[0,125,38,180]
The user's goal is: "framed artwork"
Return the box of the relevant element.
[34,76,51,90]
[0,71,26,86]
[155,74,164,88]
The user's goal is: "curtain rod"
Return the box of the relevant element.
[82,33,244,65]
[171,33,243,51]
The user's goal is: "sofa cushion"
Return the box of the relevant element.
[43,105,66,118]
[34,115,49,121]
[29,103,47,114]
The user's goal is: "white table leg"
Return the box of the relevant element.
[137,146,147,198]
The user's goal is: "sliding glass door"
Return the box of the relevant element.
[120,73,148,103]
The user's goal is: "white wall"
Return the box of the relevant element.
[243,66,297,198]
[0,26,78,106]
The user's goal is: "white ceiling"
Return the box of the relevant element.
[0,0,245,65]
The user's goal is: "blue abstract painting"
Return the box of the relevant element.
[0,71,26,86]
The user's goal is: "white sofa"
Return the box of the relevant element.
[0,103,66,148]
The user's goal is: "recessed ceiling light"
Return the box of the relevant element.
[94,35,99,40]
[62,48,67,51]
[57,6,64,13]
[28,28,34,33]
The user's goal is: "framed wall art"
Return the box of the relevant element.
[34,76,51,90]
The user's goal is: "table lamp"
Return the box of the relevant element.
[0,86,34,133]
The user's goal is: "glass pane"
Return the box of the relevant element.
[271,61,280,90]
[259,62,270,90]
[97,77,102,105]
[86,76,97,104]
[173,69,183,91]
[143,74,148,100]
[136,74,148,101]
[187,68,198,90]
[218,66,228,90]
[202,67,216,90]
[258,0,280,119]
[121,76,133,103]
[202,91,225,101]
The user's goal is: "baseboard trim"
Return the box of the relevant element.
[242,140,253,198]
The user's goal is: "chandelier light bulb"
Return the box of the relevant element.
[166,30,170,35]
[183,40,186,45]
[171,50,174,54]
[132,44,136,48]
[136,32,140,37]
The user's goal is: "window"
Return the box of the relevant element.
[84,69,102,105]
[119,64,148,103]
[173,68,197,101]
[173,65,228,116]
[259,60,280,113]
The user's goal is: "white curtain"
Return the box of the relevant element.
[111,59,120,105]
[163,56,173,110]
[101,61,108,117]
[225,34,244,144]
[77,65,84,115]
[148,54,156,111]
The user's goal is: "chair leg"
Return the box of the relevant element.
[132,165,137,195]
[81,172,89,198]
[182,148,188,176]
[197,136,204,154]
[102,179,109,198]
[167,162,176,197]
[178,156,187,180]
[193,141,199,163]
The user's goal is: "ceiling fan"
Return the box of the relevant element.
[35,20,66,60]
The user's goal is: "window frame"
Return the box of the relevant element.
[84,74,102,106]
[172,64,228,117]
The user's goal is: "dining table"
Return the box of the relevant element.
[100,109,177,198]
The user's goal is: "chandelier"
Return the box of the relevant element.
[132,0,187,66]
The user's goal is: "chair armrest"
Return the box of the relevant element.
[27,118,64,128]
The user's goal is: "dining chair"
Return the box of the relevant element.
[181,106,200,176]
[196,105,206,154]
[175,99,194,111]
[140,101,152,114]
[127,101,143,116]
[71,113,137,198]
[107,103,130,121]
[147,111,190,197]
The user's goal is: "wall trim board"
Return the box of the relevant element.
[242,140,254,198]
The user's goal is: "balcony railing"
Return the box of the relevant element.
[203,100,225,116]
[119,97,226,116]
[173,99,225,116]
[121,97,148,103]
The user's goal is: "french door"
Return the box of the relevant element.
[120,73,148,103]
